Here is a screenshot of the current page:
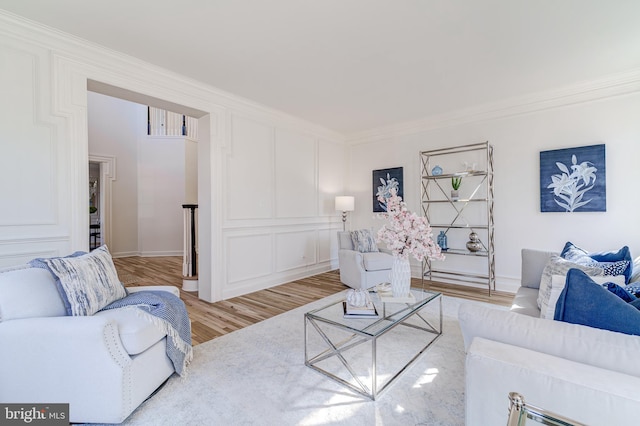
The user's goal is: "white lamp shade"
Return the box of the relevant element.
[335,196,355,212]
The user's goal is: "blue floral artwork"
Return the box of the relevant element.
[373,167,403,212]
[540,144,606,212]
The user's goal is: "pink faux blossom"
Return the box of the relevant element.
[376,191,445,262]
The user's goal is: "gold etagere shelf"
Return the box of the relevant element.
[420,141,495,294]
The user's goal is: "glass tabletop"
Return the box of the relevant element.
[305,288,441,337]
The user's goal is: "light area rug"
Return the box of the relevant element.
[123,292,504,426]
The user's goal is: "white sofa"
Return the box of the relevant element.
[459,249,640,426]
[0,264,183,424]
[337,231,394,290]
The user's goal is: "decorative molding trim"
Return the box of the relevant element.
[0,10,344,143]
[0,236,69,245]
[346,67,640,144]
[0,249,59,267]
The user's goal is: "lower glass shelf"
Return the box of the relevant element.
[441,248,488,257]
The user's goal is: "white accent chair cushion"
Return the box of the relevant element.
[362,251,394,271]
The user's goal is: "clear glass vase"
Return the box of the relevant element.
[390,256,411,297]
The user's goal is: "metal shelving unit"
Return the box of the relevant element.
[420,142,495,294]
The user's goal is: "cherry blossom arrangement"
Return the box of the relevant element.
[376,189,445,262]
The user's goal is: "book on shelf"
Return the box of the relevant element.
[342,301,379,319]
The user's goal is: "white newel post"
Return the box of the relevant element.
[182,204,198,292]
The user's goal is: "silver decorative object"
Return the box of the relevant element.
[466,231,483,252]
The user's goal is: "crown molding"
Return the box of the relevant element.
[0,10,345,143]
[345,67,640,145]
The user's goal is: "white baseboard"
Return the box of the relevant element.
[140,250,183,257]
[111,251,140,258]
[221,263,338,300]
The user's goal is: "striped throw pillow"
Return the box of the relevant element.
[350,229,379,253]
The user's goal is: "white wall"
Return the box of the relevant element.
[0,11,345,302]
[184,139,198,204]
[87,91,142,256]
[347,93,640,292]
[138,135,186,257]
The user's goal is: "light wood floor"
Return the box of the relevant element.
[113,256,513,345]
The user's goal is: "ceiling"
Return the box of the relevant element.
[1,0,640,135]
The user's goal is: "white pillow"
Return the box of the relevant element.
[542,274,626,319]
[44,246,126,316]
[537,255,604,316]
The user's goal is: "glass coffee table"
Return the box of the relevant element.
[304,288,442,400]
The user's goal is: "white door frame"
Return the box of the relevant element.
[88,154,116,249]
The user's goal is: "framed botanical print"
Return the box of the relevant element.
[540,144,606,212]
[373,167,403,212]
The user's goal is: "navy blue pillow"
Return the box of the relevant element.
[626,283,640,297]
[554,269,640,336]
[603,282,636,303]
[560,242,633,283]
[630,299,640,311]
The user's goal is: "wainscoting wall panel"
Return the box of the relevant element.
[275,128,317,218]
[0,44,56,227]
[226,115,274,221]
[220,111,345,298]
[0,33,74,262]
[318,228,337,264]
[226,233,273,284]
[275,230,317,272]
[318,139,348,216]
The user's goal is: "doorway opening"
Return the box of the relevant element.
[86,80,211,300]
[89,161,101,250]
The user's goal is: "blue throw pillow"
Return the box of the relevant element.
[630,299,640,311]
[554,269,640,336]
[560,242,633,283]
[603,282,636,303]
[560,242,597,266]
[625,283,640,297]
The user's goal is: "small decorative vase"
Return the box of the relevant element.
[466,231,483,252]
[390,256,411,298]
[451,189,459,201]
[431,165,443,176]
[437,230,448,251]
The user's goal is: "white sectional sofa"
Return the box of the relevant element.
[458,248,640,426]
